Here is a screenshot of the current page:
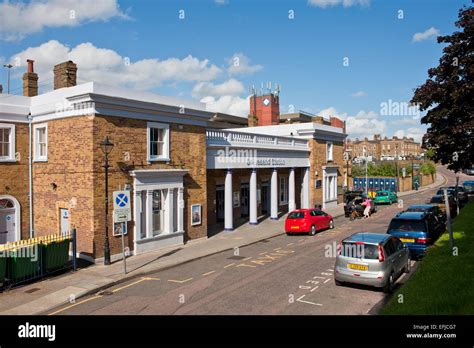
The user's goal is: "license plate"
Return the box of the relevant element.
[400,238,415,243]
[348,263,368,271]
[290,226,300,229]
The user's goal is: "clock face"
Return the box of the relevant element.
[263,98,270,106]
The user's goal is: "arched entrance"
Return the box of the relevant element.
[0,195,21,244]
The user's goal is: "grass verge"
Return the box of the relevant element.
[380,201,474,315]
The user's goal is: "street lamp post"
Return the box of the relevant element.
[100,136,114,265]
[3,64,14,94]
[395,146,399,192]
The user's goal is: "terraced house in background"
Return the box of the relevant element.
[0,60,346,262]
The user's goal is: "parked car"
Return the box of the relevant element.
[374,190,398,205]
[428,194,457,217]
[405,204,446,225]
[285,209,334,236]
[463,167,474,176]
[387,211,445,258]
[344,194,377,217]
[334,233,410,293]
[436,187,457,199]
[448,186,468,204]
[462,180,474,194]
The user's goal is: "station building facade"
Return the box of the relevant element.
[0,60,346,261]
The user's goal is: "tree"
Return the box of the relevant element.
[411,6,474,172]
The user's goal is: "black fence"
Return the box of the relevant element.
[0,229,77,289]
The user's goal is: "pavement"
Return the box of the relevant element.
[0,171,447,315]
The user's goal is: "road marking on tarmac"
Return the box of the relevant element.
[296,295,322,306]
[224,263,235,268]
[168,278,193,283]
[49,295,103,315]
[202,270,216,276]
[112,278,148,293]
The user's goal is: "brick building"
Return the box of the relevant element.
[349,134,421,161]
[0,60,346,262]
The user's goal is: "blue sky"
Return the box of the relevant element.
[0,0,470,141]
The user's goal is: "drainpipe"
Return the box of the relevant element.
[28,112,34,238]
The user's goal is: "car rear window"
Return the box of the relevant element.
[407,207,426,212]
[377,192,388,196]
[288,212,305,219]
[388,219,426,232]
[430,196,443,203]
[341,242,379,259]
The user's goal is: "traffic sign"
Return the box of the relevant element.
[113,190,131,222]
[113,191,130,210]
[113,209,131,223]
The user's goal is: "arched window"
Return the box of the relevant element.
[0,199,14,209]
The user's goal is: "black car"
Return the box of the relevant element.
[344,195,376,217]
[448,186,468,204]
[405,204,446,225]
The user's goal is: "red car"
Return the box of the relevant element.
[285,208,335,236]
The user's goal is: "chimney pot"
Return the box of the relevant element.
[23,59,38,97]
[27,59,35,73]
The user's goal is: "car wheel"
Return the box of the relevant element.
[335,279,343,286]
[309,225,316,236]
[404,257,411,274]
[329,220,335,229]
[383,272,394,293]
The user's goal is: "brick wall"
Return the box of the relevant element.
[30,114,207,259]
[0,122,30,240]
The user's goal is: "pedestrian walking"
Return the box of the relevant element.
[362,197,371,219]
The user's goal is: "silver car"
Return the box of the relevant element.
[334,233,410,292]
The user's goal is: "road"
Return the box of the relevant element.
[47,167,468,315]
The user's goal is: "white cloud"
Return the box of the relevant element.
[316,106,348,120]
[346,115,386,137]
[389,118,419,126]
[412,27,440,43]
[0,0,128,41]
[351,91,367,98]
[307,0,370,8]
[10,40,222,90]
[192,79,244,99]
[201,95,250,117]
[227,53,263,75]
[215,0,228,4]
[392,127,425,143]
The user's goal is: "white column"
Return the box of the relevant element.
[177,187,184,232]
[134,190,142,240]
[224,169,233,231]
[166,188,174,233]
[288,168,295,212]
[249,168,258,225]
[301,167,310,208]
[146,190,154,239]
[270,168,278,220]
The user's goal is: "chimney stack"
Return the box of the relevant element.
[54,60,77,89]
[22,59,38,97]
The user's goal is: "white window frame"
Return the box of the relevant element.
[147,122,170,162]
[279,176,288,205]
[33,123,48,162]
[0,123,15,162]
[326,141,333,162]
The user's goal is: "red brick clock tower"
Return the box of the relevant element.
[248,92,280,127]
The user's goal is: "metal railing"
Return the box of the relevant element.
[206,130,309,150]
[0,229,77,290]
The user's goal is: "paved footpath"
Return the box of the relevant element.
[0,171,448,315]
